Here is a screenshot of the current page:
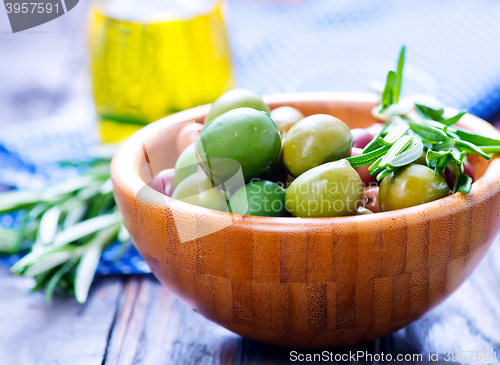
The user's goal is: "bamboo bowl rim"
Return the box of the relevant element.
[111,92,500,228]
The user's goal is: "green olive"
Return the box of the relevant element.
[204,89,270,124]
[230,180,287,217]
[172,172,228,212]
[285,159,363,217]
[270,106,305,136]
[174,143,201,187]
[378,164,450,212]
[196,107,281,183]
[282,114,353,177]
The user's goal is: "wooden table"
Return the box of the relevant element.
[1,234,499,365]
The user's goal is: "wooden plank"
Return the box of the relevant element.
[103,276,242,365]
[0,267,123,365]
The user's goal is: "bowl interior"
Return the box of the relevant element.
[136,93,491,190]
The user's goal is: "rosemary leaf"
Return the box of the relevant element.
[457,174,473,194]
[3,149,124,303]
[379,135,413,168]
[75,222,121,303]
[346,146,389,167]
[389,137,424,167]
[451,127,500,147]
[433,139,456,151]
[363,123,391,153]
[44,258,79,302]
[377,168,395,181]
[407,121,448,142]
[349,46,497,192]
[394,46,405,103]
[24,249,80,277]
[52,212,120,248]
[38,206,62,246]
[0,191,46,213]
[41,175,99,201]
[0,228,19,254]
[381,71,398,111]
[440,111,466,126]
[415,103,444,121]
[451,147,466,165]
[63,202,88,230]
[368,156,383,172]
[478,146,500,154]
[455,140,492,160]
[378,118,409,146]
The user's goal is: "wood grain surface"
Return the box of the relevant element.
[111,93,500,348]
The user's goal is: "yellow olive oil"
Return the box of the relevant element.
[89,0,234,143]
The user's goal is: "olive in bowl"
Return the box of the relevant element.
[195,107,281,183]
[173,143,200,188]
[282,114,353,177]
[270,106,305,136]
[171,171,228,212]
[204,88,270,124]
[285,159,363,217]
[229,180,287,217]
[378,164,450,212]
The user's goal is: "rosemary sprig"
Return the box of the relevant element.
[347,46,500,193]
[0,146,128,303]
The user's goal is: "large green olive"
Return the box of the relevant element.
[174,143,201,188]
[196,107,281,183]
[204,89,270,124]
[230,180,287,217]
[285,159,363,217]
[378,164,450,212]
[172,172,228,212]
[282,114,353,177]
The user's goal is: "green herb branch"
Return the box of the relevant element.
[0,145,128,303]
[347,46,500,193]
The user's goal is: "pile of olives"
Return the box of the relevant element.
[149,89,458,218]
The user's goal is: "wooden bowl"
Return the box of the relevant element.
[111,93,500,348]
